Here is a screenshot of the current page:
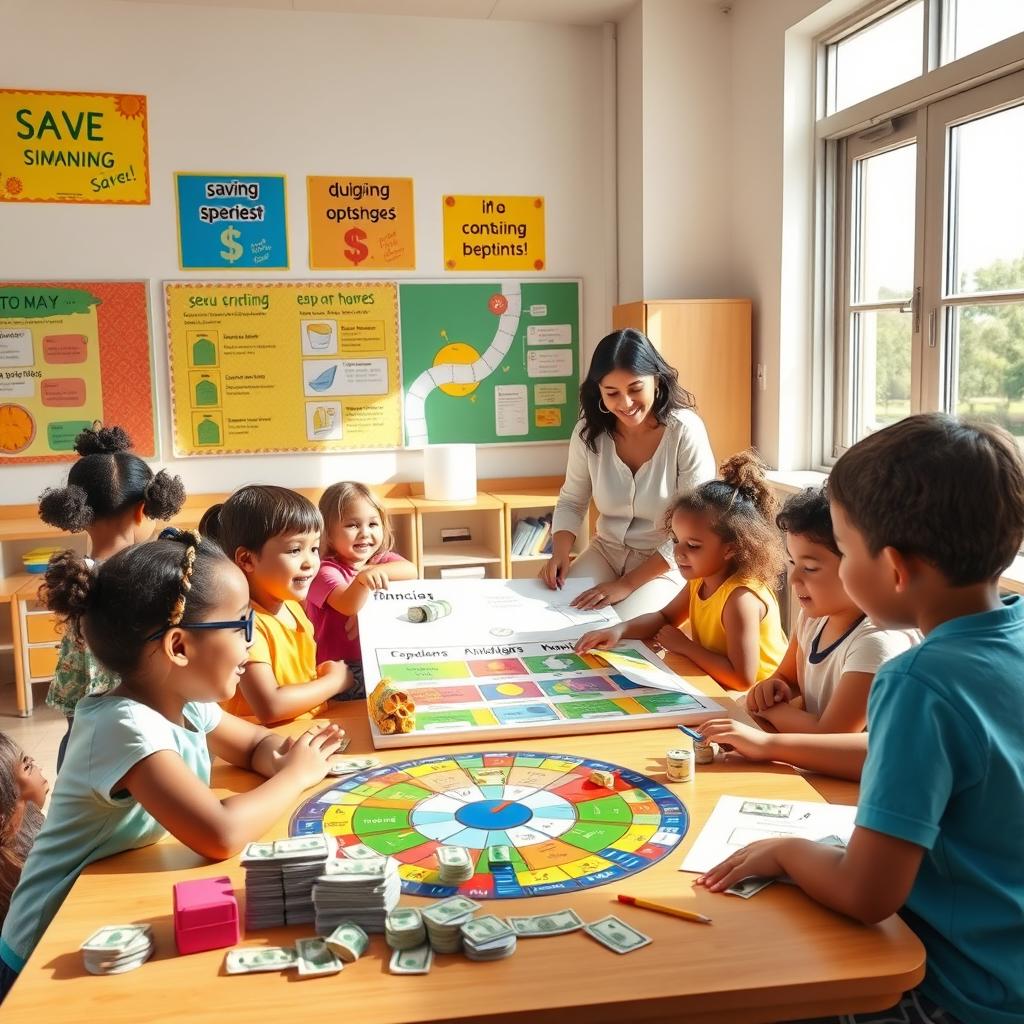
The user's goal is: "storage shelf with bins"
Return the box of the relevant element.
[410,491,505,580]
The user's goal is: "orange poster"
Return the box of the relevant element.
[307,176,415,270]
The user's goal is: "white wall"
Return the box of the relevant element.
[0,0,612,503]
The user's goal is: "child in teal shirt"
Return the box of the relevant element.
[699,413,1024,1024]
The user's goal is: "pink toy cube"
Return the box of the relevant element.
[173,876,240,955]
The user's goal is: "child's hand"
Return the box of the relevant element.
[317,660,352,696]
[696,838,789,892]
[355,567,390,591]
[746,677,792,715]
[279,722,346,788]
[697,719,774,761]
[653,624,689,654]
[574,625,624,654]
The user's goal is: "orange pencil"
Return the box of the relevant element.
[616,893,712,924]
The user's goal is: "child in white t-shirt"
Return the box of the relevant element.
[698,486,919,779]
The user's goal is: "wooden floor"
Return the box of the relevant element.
[0,680,65,807]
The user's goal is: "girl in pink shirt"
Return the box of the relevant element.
[306,482,417,699]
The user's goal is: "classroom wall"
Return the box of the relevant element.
[0,0,612,503]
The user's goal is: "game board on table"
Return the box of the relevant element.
[359,579,724,749]
[291,750,689,900]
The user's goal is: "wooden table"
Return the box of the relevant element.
[0,664,924,1024]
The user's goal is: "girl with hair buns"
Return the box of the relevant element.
[0,734,48,927]
[0,530,344,999]
[576,450,788,691]
[37,425,187,771]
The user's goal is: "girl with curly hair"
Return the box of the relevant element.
[576,450,788,690]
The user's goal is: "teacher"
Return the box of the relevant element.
[540,328,716,618]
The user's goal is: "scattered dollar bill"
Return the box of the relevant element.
[341,843,383,860]
[583,915,652,954]
[726,876,776,899]
[389,943,433,974]
[328,757,382,776]
[295,937,343,977]
[461,915,514,945]
[224,946,298,975]
[324,921,369,963]
[508,910,584,937]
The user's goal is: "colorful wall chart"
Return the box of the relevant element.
[358,579,723,750]
[0,282,155,462]
[308,176,415,270]
[165,281,402,456]
[175,173,288,270]
[0,90,150,204]
[400,280,579,446]
[442,194,545,272]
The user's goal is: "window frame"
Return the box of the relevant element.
[815,1,1024,466]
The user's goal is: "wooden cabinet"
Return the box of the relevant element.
[613,298,752,464]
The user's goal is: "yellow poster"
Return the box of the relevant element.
[0,90,149,204]
[165,281,402,456]
[442,195,545,272]
[308,177,415,270]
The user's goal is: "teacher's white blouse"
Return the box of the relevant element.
[551,408,716,555]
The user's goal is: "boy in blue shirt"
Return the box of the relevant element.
[698,413,1024,1024]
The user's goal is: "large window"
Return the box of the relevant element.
[820,0,1024,458]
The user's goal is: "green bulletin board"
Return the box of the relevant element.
[400,280,580,446]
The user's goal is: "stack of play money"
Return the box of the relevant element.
[385,907,427,950]
[224,946,299,975]
[323,921,369,963]
[241,835,331,930]
[461,915,517,961]
[312,856,400,935]
[422,895,480,953]
[80,924,155,976]
[436,844,474,885]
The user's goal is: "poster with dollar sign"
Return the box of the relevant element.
[307,176,415,270]
[174,172,288,270]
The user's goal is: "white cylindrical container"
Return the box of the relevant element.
[423,444,477,502]
[666,748,693,782]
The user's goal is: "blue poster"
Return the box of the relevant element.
[175,172,288,270]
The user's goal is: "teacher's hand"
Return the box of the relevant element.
[539,552,571,590]
[570,578,632,610]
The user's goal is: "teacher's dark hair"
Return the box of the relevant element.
[578,329,695,453]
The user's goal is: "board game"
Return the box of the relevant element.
[359,579,724,749]
[291,751,689,900]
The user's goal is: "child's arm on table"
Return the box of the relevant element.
[656,587,764,690]
[746,633,801,714]
[756,669,872,734]
[119,720,345,860]
[237,660,351,726]
[324,557,418,618]
[575,585,690,653]
[697,719,868,781]
[697,824,924,925]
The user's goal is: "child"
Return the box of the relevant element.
[200,485,353,723]
[698,486,919,778]
[0,530,344,997]
[699,414,1024,1024]
[576,451,788,691]
[305,482,416,699]
[0,735,48,926]
[37,425,185,771]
